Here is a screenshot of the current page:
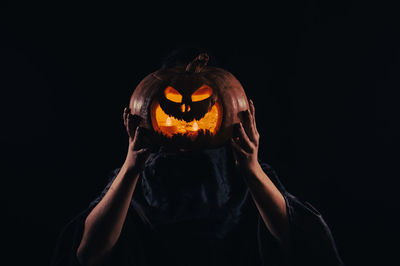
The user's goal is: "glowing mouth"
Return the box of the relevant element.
[151,102,222,138]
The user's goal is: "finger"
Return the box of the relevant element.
[123,107,129,126]
[124,107,134,128]
[131,126,141,149]
[132,126,151,150]
[249,100,260,139]
[128,114,141,128]
[135,148,152,166]
[127,114,141,137]
[230,142,239,166]
[233,123,253,152]
[230,138,248,155]
[249,99,255,119]
[136,147,151,156]
[126,114,133,135]
[249,99,257,128]
[241,110,257,142]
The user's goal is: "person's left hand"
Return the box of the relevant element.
[231,99,261,177]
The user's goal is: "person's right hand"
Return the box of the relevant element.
[122,107,151,174]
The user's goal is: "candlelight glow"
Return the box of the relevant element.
[166,117,172,126]
[193,121,199,131]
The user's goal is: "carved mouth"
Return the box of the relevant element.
[150,101,222,139]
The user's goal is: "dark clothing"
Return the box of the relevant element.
[51,146,343,266]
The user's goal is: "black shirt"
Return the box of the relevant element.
[51,145,344,266]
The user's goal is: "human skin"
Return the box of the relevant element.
[77,101,290,266]
[76,108,151,266]
[231,99,290,247]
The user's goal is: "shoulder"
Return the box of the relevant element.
[258,161,279,180]
[259,161,275,173]
[258,161,288,194]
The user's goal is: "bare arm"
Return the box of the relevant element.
[231,100,290,247]
[76,108,151,266]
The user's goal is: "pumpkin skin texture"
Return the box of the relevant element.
[129,53,249,150]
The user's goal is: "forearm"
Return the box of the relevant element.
[230,100,291,248]
[243,163,290,246]
[77,164,140,266]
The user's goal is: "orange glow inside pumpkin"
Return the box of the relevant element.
[150,101,222,139]
[164,86,182,103]
[191,85,213,102]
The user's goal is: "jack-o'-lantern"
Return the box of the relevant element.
[129,53,249,149]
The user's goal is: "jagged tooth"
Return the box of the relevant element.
[170,114,179,120]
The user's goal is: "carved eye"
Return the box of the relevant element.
[191,85,213,102]
[164,86,182,103]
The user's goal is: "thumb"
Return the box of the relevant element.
[135,148,152,161]
[137,147,150,155]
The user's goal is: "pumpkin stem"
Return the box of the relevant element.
[185,53,209,73]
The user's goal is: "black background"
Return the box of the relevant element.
[1,2,399,265]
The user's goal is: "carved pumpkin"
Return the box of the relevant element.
[129,53,249,149]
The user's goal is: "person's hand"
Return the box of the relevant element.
[122,107,151,174]
[230,99,261,177]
